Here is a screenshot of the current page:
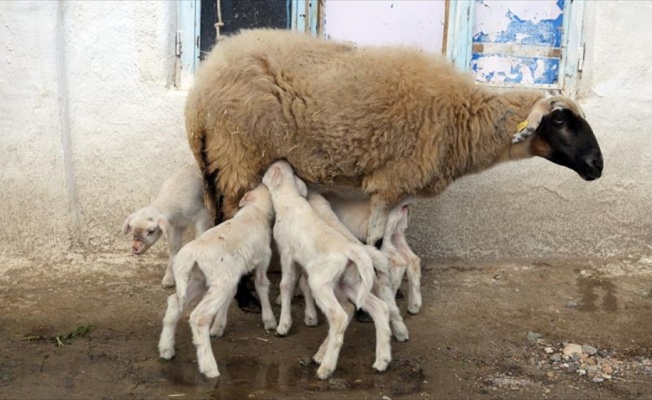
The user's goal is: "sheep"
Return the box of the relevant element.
[306,191,410,342]
[185,28,603,250]
[158,184,276,378]
[323,193,422,315]
[122,163,212,287]
[262,160,392,379]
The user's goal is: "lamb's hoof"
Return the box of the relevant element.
[201,368,220,379]
[312,354,323,365]
[161,277,175,289]
[407,298,422,315]
[275,325,290,337]
[263,319,278,331]
[304,316,318,327]
[391,321,410,342]
[355,309,373,323]
[209,327,225,338]
[159,347,175,360]
[372,358,391,373]
[395,289,405,299]
[316,365,334,380]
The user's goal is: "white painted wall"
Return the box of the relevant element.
[323,0,446,53]
[1,1,650,262]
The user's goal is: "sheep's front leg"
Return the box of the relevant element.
[276,253,299,337]
[162,227,183,288]
[366,196,389,248]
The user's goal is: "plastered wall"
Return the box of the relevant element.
[1,1,650,262]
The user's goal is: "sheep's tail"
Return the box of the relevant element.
[344,246,375,309]
[185,97,224,225]
[172,248,197,306]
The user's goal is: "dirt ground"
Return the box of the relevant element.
[1,251,651,400]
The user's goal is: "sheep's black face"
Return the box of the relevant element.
[536,108,603,181]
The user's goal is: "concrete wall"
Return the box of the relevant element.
[1,1,650,262]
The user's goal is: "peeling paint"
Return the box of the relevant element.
[471,0,564,86]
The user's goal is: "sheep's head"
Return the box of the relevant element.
[238,184,274,220]
[513,96,603,181]
[121,207,164,255]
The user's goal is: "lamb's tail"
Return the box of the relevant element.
[365,245,389,274]
[172,248,198,306]
[344,246,375,309]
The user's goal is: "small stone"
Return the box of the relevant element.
[566,301,578,308]
[493,274,502,280]
[602,374,612,380]
[582,345,598,355]
[563,344,583,358]
[550,354,561,362]
[544,347,554,354]
[382,396,392,400]
[571,353,581,362]
[592,377,604,383]
[546,371,556,379]
[597,350,609,357]
[586,357,597,366]
[602,365,613,374]
[561,363,569,369]
[527,331,543,343]
[544,388,551,394]
[578,370,587,376]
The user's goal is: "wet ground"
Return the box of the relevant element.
[1,252,651,399]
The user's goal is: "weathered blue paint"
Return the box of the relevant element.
[471,54,560,85]
[445,0,475,72]
[473,1,564,47]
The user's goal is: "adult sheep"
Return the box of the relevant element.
[186,29,603,246]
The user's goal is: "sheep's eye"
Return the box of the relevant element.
[147,229,156,236]
[551,111,565,127]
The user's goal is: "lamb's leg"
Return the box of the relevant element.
[276,254,299,336]
[311,284,349,380]
[210,286,236,337]
[343,284,392,372]
[190,287,233,378]
[365,195,389,248]
[254,258,277,331]
[299,271,318,327]
[374,276,409,342]
[162,227,183,288]
[404,252,422,315]
[313,290,354,364]
[159,277,205,359]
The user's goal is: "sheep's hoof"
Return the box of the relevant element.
[316,365,334,380]
[372,358,391,373]
[201,368,220,379]
[391,322,409,342]
[159,348,175,360]
[304,316,318,327]
[161,277,175,289]
[263,319,278,331]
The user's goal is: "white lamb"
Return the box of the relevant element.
[306,191,410,342]
[122,163,212,287]
[263,160,391,380]
[158,184,276,378]
[324,193,423,314]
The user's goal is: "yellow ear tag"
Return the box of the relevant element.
[516,120,528,132]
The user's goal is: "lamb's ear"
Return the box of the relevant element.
[239,191,255,208]
[122,214,134,235]
[157,216,172,240]
[512,98,555,144]
[294,176,308,197]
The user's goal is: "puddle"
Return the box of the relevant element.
[577,277,618,312]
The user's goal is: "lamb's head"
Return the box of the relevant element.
[262,160,309,197]
[238,184,274,221]
[121,207,164,255]
[513,96,603,181]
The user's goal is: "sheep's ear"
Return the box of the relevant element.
[122,214,134,235]
[294,176,308,197]
[268,165,282,186]
[512,98,555,144]
[239,191,255,208]
[157,216,171,240]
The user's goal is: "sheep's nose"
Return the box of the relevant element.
[132,246,140,254]
[584,152,603,172]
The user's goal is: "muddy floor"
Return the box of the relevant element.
[1,252,651,400]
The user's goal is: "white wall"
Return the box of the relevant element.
[323,0,446,53]
[1,1,650,262]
